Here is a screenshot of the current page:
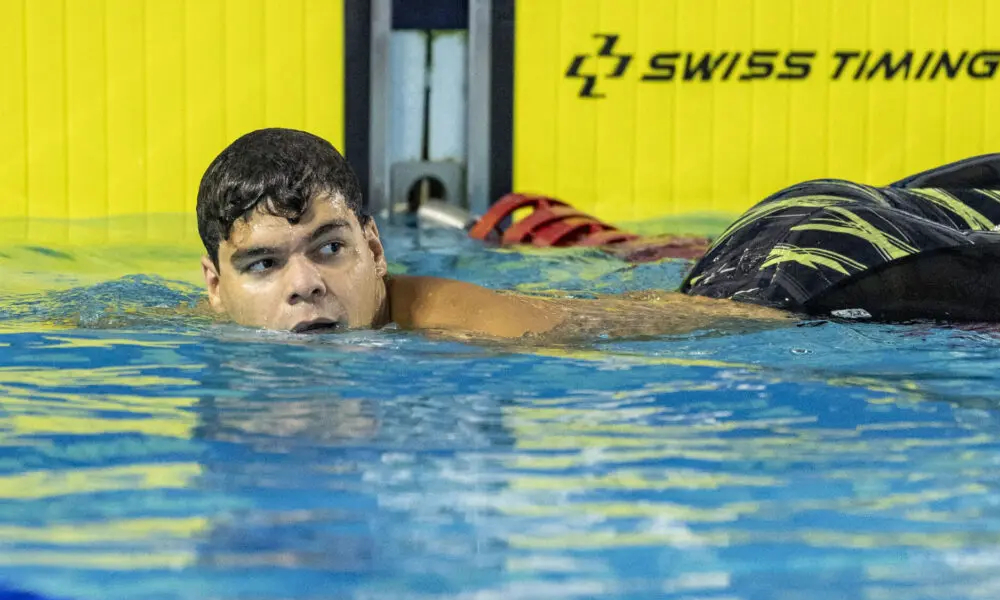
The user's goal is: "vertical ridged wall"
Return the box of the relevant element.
[513,0,1000,224]
[0,0,345,221]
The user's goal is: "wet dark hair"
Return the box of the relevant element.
[196,128,367,267]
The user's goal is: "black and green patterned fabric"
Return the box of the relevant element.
[681,154,1000,322]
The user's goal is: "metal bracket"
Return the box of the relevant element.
[390,161,466,220]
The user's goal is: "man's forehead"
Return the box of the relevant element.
[226,194,359,247]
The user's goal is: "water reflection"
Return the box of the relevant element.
[1,322,1000,598]
[182,331,519,593]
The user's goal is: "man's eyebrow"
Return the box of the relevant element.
[229,246,278,267]
[228,220,352,267]
[308,219,352,242]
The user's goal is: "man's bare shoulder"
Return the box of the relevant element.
[385,275,559,337]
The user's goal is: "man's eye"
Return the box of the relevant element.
[246,258,275,273]
[318,241,343,257]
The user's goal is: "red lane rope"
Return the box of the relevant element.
[467,193,712,263]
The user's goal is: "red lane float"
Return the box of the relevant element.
[468,193,711,263]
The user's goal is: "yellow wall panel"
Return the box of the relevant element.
[748,0,792,199]
[184,0,226,218]
[511,0,559,197]
[555,0,600,214]
[0,0,27,221]
[710,0,752,215]
[673,0,715,214]
[826,0,869,183]
[264,0,305,127]
[66,0,109,227]
[988,2,1000,155]
[865,0,907,182]
[224,0,266,141]
[106,0,148,220]
[305,0,345,149]
[593,1,638,220]
[633,0,677,218]
[904,0,946,175]
[25,0,67,221]
[145,0,186,218]
[944,0,986,162]
[514,0,1000,225]
[786,1,829,184]
[0,0,345,224]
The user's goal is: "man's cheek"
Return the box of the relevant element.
[225,282,267,320]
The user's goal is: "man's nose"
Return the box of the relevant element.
[285,256,327,304]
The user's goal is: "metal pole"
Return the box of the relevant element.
[368,0,392,218]
[466,0,492,216]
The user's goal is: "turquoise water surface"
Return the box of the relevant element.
[2,223,1000,600]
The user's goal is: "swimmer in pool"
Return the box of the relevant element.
[197,128,790,340]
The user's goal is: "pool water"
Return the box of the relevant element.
[2,222,1000,600]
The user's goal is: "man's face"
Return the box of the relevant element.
[202,193,388,333]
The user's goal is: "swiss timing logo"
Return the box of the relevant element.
[565,34,633,98]
[565,33,1000,99]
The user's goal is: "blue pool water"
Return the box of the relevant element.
[2,224,1000,599]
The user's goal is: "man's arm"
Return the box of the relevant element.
[387,275,793,340]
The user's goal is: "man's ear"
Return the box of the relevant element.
[363,219,388,277]
[201,256,226,313]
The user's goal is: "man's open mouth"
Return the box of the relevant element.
[291,319,342,334]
